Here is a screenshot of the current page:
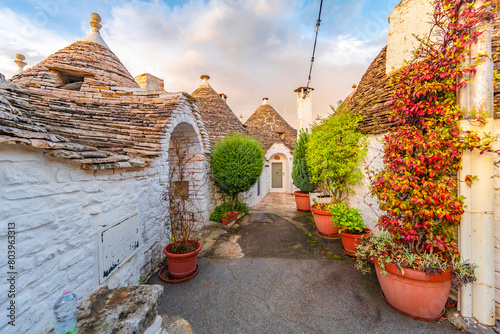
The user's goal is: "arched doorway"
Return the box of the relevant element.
[269,153,288,193]
[167,121,209,232]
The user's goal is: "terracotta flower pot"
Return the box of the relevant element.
[311,204,339,238]
[221,211,239,225]
[294,191,311,211]
[340,228,370,257]
[164,240,201,278]
[374,260,453,321]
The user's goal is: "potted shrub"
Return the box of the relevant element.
[356,0,497,320]
[162,138,203,280]
[329,203,369,256]
[211,134,265,209]
[221,211,238,225]
[292,129,316,211]
[306,104,367,238]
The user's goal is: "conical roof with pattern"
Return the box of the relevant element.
[244,100,297,151]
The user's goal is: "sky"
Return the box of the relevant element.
[0,0,401,126]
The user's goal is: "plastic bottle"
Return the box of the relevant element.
[53,289,78,334]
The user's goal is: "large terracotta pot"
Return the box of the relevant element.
[340,228,370,257]
[294,191,311,211]
[311,204,339,238]
[164,240,201,278]
[374,260,453,321]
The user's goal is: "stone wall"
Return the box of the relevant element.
[386,0,434,75]
[0,102,209,334]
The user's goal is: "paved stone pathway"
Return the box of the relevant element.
[149,193,459,333]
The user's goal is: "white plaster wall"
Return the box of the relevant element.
[386,0,434,75]
[492,119,500,318]
[348,134,385,233]
[265,143,294,194]
[0,101,209,334]
[0,145,168,334]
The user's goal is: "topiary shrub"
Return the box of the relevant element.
[292,129,315,193]
[211,134,265,207]
[306,104,367,205]
[209,201,250,223]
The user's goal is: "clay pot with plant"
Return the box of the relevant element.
[329,203,369,256]
[161,137,204,281]
[306,103,367,238]
[291,129,316,211]
[355,0,499,321]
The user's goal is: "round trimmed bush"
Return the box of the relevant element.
[211,134,265,207]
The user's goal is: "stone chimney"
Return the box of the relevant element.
[294,87,314,130]
[134,73,165,91]
[219,93,227,102]
[6,54,27,80]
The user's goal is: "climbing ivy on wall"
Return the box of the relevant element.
[371,0,500,257]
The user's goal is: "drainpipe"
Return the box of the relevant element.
[457,0,495,326]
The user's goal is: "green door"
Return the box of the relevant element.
[272,162,283,189]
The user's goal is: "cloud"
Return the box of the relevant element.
[0,6,75,77]
[0,0,388,126]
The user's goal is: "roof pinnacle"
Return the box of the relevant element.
[90,13,102,33]
[80,13,109,49]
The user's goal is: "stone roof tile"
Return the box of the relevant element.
[244,100,297,151]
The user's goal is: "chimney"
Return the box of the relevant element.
[219,93,227,102]
[134,73,165,91]
[294,87,314,130]
[6,54,27,81]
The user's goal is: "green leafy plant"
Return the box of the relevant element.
[307,104,367,204]
[328,203,366,234]
[211,134,265,207]
[355,233,476,287]
[292,129,315,192]
[210,201,250,223]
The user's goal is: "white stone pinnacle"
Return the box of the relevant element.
[80,13,110,49]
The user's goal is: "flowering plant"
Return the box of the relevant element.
[360,0,500,274]
[221,211,235,218]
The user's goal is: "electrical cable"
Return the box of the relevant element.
[304,0,324,97]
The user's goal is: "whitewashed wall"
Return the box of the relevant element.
[265,143,294,194]
[348,134,385,233]
[0,105,209,334]
[0,145,167,334]
[493,119,500,318]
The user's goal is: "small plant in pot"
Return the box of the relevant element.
[306,103,367,238]
[161,137,204,281]
[329,203,369,257]
[221,211,238,225]
[291,129,316,211]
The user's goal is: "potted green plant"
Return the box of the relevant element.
[355,0,496,320]
[329,203,369,256]
[306,103,367,238]
[292,129,316,211]
[161,137,203,280]
[221,210,238,225]
[211,134,265,208]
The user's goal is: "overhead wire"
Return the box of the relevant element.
[304,0,324,98]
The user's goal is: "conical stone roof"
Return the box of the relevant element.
[191,75,248,145]
[11,41,139,89]
[244,98,297,151]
